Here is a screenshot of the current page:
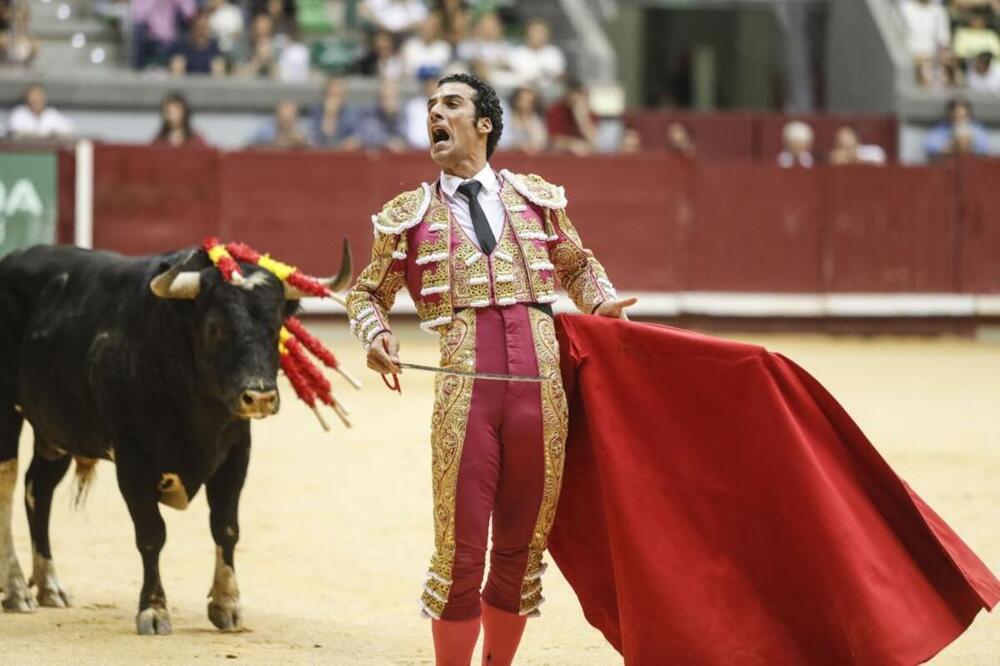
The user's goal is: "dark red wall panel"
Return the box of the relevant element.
[958,158,1000,293]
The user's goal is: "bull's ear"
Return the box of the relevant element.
[150,251,202,300]
[283,237,353,300]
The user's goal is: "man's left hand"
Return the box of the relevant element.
[594,297,638,320]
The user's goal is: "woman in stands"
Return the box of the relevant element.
[152,92,207,147]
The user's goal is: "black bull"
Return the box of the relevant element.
[0,243,350,635]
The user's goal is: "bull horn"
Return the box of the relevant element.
[150,251,202,300]
[284,237,353,300]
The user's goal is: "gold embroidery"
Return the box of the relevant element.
[346,232,405,345]
[550,208,614,313]
[421,310,477,618]
[517,308,568,615]
[374,184,431,234]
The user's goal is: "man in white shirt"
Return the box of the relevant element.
[361,0,427,34]
[508,19,566,89]
[7,84,75,140]
[347,73,633,666]
[899,0,952,85]
[401,13,452,78]
[968,52,1000,93]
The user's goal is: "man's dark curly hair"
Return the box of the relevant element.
[437,73,504,159]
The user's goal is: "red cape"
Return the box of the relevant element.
[549,315,1000,665]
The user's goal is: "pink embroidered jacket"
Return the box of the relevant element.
[346,170,616,347]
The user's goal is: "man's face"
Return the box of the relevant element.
[427,81,492,168]
[26,87,45,113]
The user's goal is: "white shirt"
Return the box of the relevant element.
[968,63,1000,94]
[439,164,505,250]
[8,106,75,138]
[402,96,430,148]
[508,44,566,88]
[401,36,451,77]
[899,1,950,58]
[363,0,427,33]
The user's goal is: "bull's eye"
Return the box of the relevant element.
[206,320,224,341]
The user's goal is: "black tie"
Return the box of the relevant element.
[457,180,496,255]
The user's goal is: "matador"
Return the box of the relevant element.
[346,73,634,665]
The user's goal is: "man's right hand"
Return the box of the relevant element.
[367,331,401,375]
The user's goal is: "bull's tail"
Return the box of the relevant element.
[71,457,98,509]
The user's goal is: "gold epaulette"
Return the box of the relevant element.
[371,183,433,236]
[499,170,568,210]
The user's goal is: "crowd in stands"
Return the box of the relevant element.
[899,0,1000,92]
[0,0,38,67]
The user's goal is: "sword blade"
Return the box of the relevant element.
[398,362,549,383]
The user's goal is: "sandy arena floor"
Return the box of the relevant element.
[1,321,998,665]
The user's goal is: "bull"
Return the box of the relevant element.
[0,242,350,635]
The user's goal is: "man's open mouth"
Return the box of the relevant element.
[431,126,451,147]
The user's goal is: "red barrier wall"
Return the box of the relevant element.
[79,146,1000,295]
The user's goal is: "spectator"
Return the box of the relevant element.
[251,100,310,149]
[437,0,470,47]
[501,87,547,154]
[0,3,38,66]
[239,13,279,78]
[666,121,697,158]
[7,84,74,139]
[152,93,207,147]
[899,0,952,86]
[310,77,363,149]
[967,51,1000,92]
[828,126,887,165]
[953,9,1000,61]
[356,29,404,79]
[508,19,566,89]
[620,127,642,154]
[361,0,428,34]
[777,121,815,168]
[547,80,598,156]
[250,0,297,38]
[401,13,452,78]
[205,0,244,56]
[131,0,198,70]
[356,78,407,151]
[401,70,440,148]
[924,97,991,159]
[457,11,515,86]
[277,28,312,83]
[169,11,226,77]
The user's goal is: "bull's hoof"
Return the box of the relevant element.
[1,580,38,613]
[30,556,72,608]
[208,600,243,632]
[136,606,172,635]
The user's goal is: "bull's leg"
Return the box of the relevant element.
[0,404,36,613]
[24,446,72,608]
[115,453,171,636]
[205,436,250,631]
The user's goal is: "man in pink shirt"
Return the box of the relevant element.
[131,0,198,70]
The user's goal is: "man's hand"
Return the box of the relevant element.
[367,331,401,374]
[594,297,638,320]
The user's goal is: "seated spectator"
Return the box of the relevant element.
[356,78,407,151]
[251,100,310,149]
[401,13,452,79]
[437,0,470,47]
[953,9,1000,61]
[310,77,363,149]
[620,127,642,154]
[7,84,74,139]
[277,28,312,83]
[777,121,815,168]
[356,29,404,79]
[239,13,279,78]
[899,0,952,86]
[401,70,441,148]
[169,11,226,77]
[0,3,38,66]
[132,0,198,70]
[828,126,887,165]
[501,87,547,154]
[259,0,297,38]
[152,92,207,147]
[967,51,1000,92]
[666,121,697,158]
[205,0,244,56]
[361,0,428,34]
[457,11,516,86]
[508,19,566,89]
[547,80,598,156]
[924,97,991,159]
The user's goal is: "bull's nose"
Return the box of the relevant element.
[240,389,279,416]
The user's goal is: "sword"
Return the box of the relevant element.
[397,362,551,383]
